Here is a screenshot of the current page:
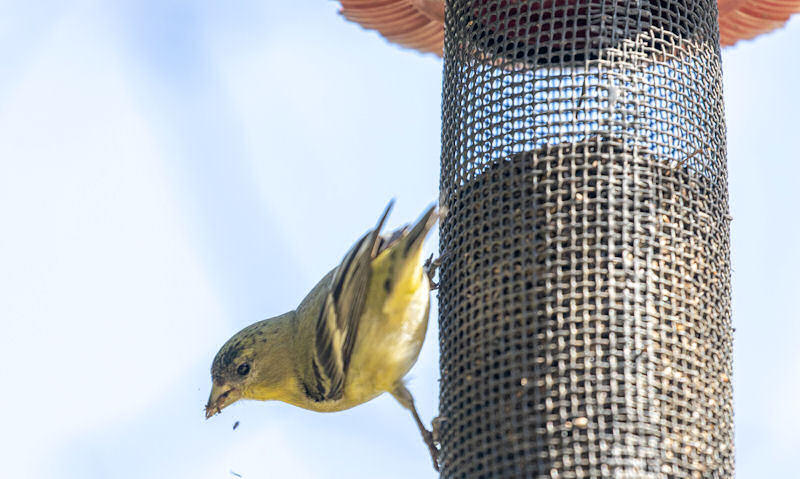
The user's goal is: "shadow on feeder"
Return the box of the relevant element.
[456,0,711,66]
[437,136,732,476]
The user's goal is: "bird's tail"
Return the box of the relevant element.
[372,202,439,297]
[369,199,395,258]
[403,204,438,256]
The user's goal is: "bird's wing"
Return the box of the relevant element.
[312,200,394,400]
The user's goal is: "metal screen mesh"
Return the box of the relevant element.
[437,1,733,477]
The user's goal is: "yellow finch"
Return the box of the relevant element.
[206,200,440,470]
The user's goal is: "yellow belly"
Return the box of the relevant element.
[341,267,431,409]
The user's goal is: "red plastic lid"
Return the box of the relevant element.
[338,0,799,54]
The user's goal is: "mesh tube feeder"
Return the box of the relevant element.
[327,0,796,476]
[436,2,733,476]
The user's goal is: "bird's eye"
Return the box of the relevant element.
[237,363,250,376]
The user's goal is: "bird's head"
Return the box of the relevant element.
[205,313,294,419]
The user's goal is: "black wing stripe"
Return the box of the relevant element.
[313,295,345,400]
[337,202,394,373]
[312,200,395,401]
[330,234,370,328]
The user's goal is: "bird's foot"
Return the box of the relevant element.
[421,426,441,472]
[423,254,441,290]
[392,382,442,471]
[431,415,447,444]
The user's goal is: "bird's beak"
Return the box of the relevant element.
[205,384,242,419]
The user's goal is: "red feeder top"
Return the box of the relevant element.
[338,0,800,54]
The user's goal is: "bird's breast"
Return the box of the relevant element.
[343,274,431,406]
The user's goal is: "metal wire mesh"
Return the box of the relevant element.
[437,1,733,477]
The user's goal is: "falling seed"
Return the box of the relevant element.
[233,421,240,430]
[520,377,528,386]
[230,471,242,478]
[574,417,589,428]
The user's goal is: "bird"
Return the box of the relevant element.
[205,200,441,470]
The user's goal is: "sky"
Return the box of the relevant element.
[0,1,797,478]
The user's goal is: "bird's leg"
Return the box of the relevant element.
[423,254,442,290]
[391,383,440,472]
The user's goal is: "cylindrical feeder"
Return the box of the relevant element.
[437,1,733,477]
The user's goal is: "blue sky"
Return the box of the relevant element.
[0,2,797,478]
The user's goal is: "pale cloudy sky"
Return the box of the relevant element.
[0,2,797,478]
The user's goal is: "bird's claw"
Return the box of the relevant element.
[423,254,441,290]
[421,427,441,472]
[431,415,447,444]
